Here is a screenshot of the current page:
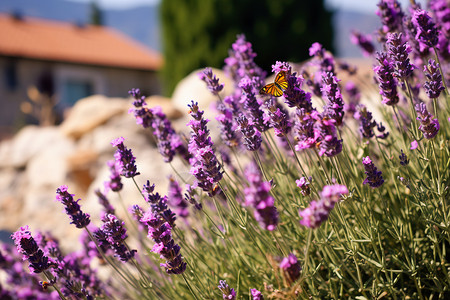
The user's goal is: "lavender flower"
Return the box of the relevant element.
[354,104,377,139]
[412,9,439,50]
[188,101,223,197]
[283,73,314,112]
[128,88,153,128]
[100,214,136,262]
[313,115,343,157]
[321,72,345,126]
[350,31,375,56]
[296,177,312,197]
[251,289,264,300]
[376,0,404,41]
[129,89,189,163]
[362,156,384,188]
[236,115,262,152]
[104,160,123,192]
[266,98,292,137]
[216,103,239,147]
[111,137,140,178]
[56,185,90,228]
[224,34,265,88]
[11,226,53,273]
[141,209,186,275]
[374,52,399,106]
[344,81,361,115]
[184,184,203,211]
[399,149,409,166]
[280,253,302,284]
[244,163,279,231]
[386,32,415,80]
[143,181,176,227]
[299,184,348,229]
[294,109,318,151]
[423,59,445,99]
[168,176,189,219]
[199,67,224,95]
[376,122,390,139]
[415,102,440,139]
[218,280,236,300]
[239,77,269,132]
[95,189,115,215]
[430,0,450,59]
[309,42,335,73]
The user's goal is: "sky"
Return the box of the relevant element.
[69,0,426,12]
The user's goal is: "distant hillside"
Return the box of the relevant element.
[0,0,161,52]
[0,0,380,58]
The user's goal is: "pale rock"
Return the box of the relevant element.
[60,95,130,139]
[171,68,234,120]
[145,95,184,120]
[25,130,76,189]
[0,125,61,168]
[0,168,26,230]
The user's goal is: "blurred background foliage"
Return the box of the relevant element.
[160,0,334,96]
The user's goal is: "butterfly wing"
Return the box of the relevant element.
[260,83,276,95]
[274,71,288,90]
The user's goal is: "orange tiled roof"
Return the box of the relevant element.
[0,14,163,70]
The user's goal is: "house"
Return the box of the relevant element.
[0,13,163,132]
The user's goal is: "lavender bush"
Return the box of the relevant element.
[1,1,450,299]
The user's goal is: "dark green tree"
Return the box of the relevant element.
[89,0,103,26]
[160,0,334,95]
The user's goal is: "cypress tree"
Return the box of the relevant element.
[160,0,334,95]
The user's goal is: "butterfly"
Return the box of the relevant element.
[259,71,288,97]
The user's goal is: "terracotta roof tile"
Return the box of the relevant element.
[0,14,163,70]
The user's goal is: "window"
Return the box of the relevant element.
[61,80,93,107]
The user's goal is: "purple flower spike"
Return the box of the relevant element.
[216,103,239,147]
[296,177,312,197]
[56,185,90,228]
[168,176,189,219]
[321,72,345,126]
[100,214,136,262]
[12,226,53,273]
[415,102,440,139]
[188,101,223,197]
[199,67,224,95]
[266,98,292,137]
[354,104,377,139]
[313,114,343,157]
[362,156,384,188]
[299,184,348,228]
[244,163,279,231]
[95,189,115,215]
[283,73,314,111]
[386,32,415,80]
[251,289,264,300]
[423,59,445,99]
[111,137,140,178]
[294,109,318,151]
[236,114,262,152]
[141,209,186,275]
[143,180,176,227]
[128,88,153,128]
[412,9,439,50]
[399,149,409,166]
[240,77,269,132]
[374,52,399,106]
[376,0,404,41]
[280,253,302,284]
[218,280,236,300]
[350,31,375,56]
[104,160,123,192]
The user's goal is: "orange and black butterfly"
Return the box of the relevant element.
[259,71,288,97]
